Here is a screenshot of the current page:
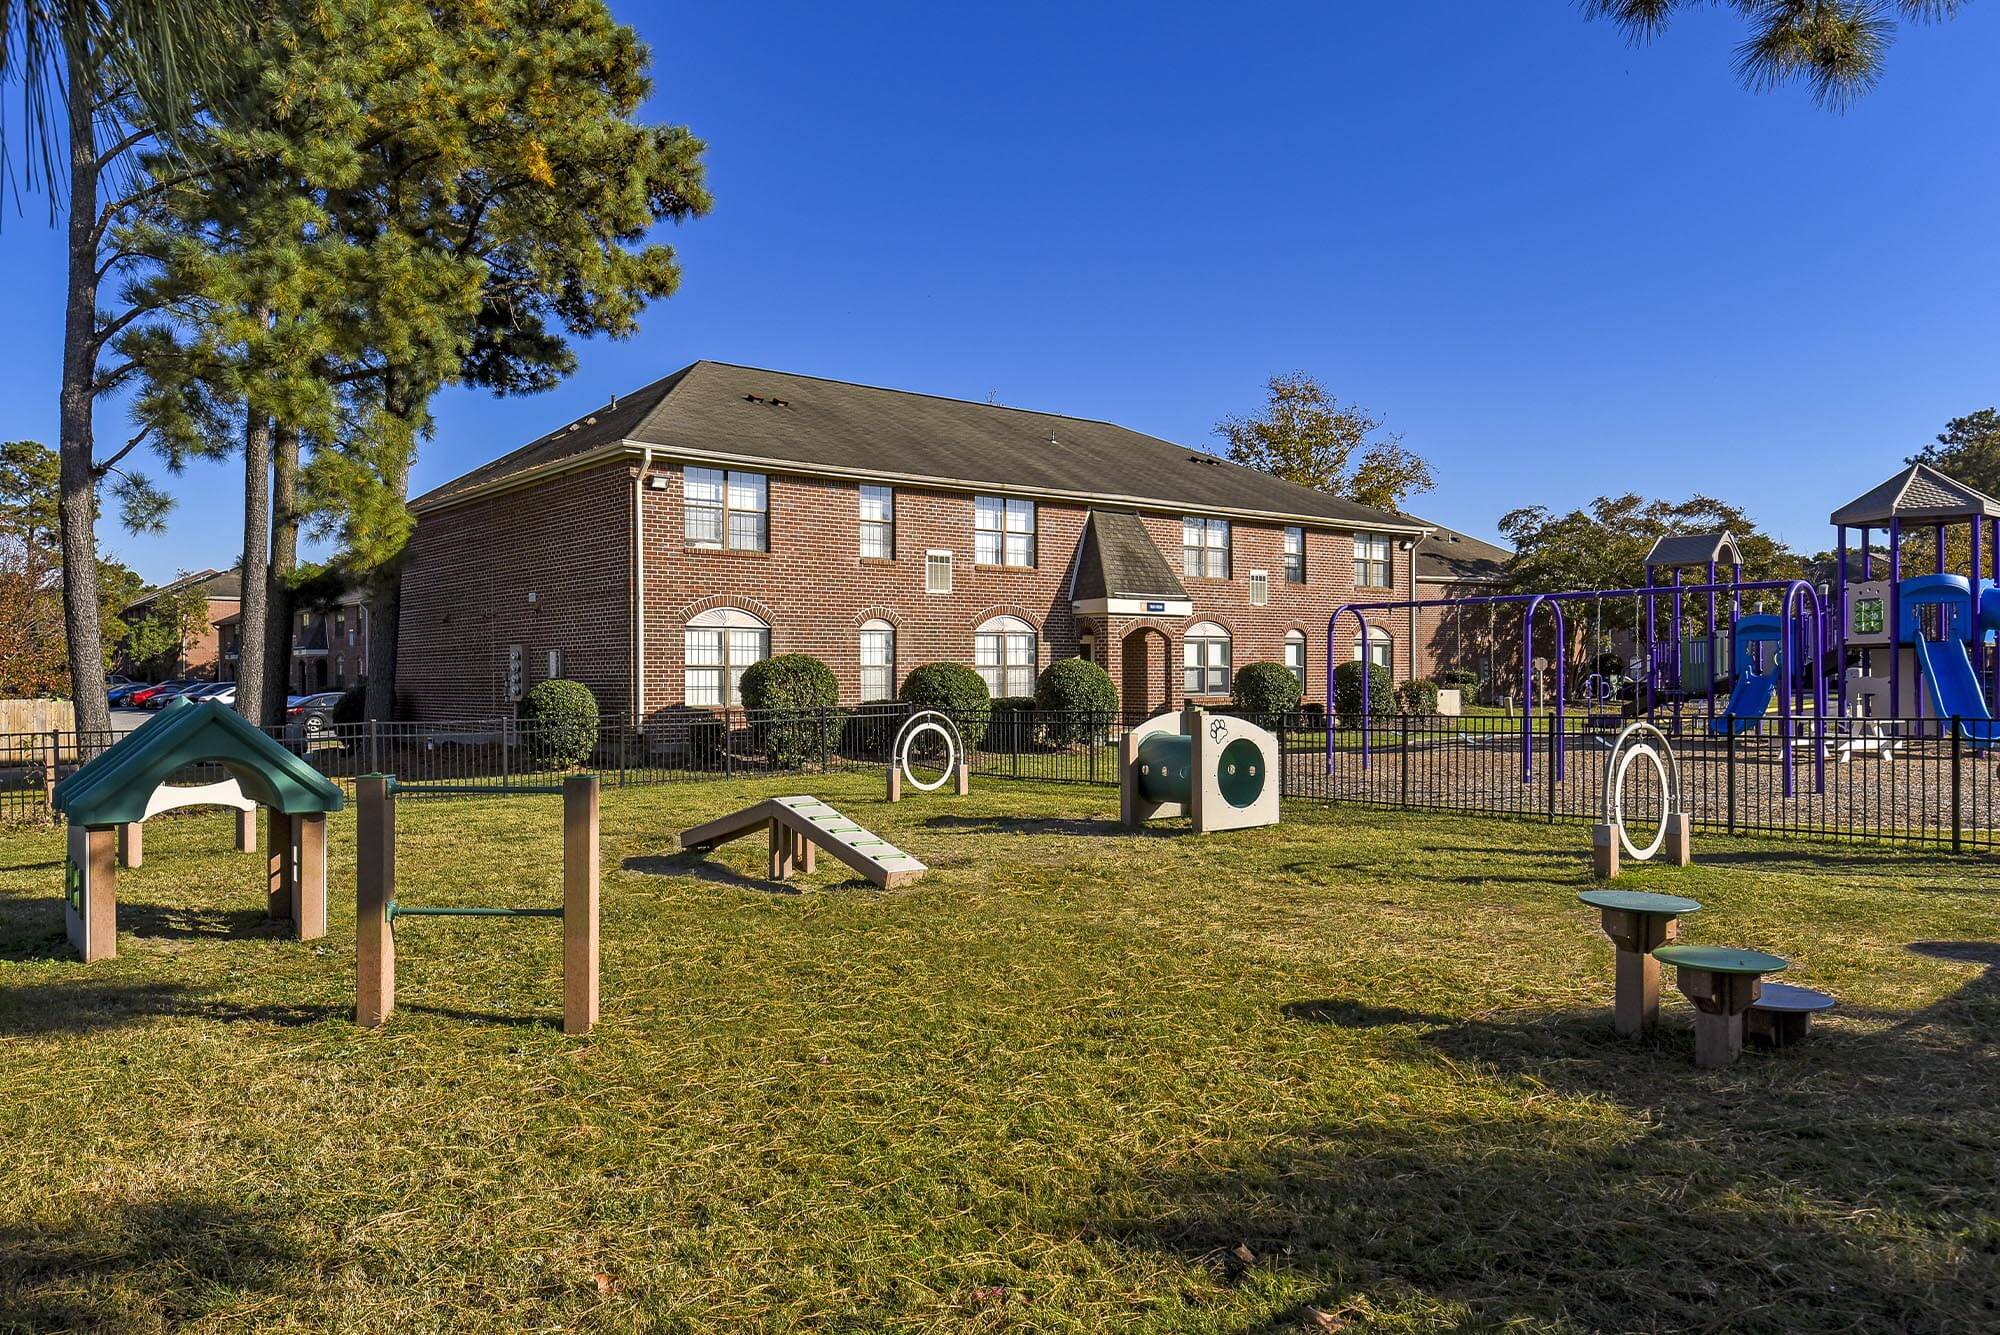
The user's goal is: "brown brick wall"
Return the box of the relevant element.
[1414,582,1519,693]
[397,458,1420,721]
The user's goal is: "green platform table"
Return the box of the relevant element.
[1654,944,1789,1068]
[1745,981,1836,1049]
[1578,889,1702,1039]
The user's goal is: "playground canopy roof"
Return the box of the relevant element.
[53,698,344,828]
[1830,464,2000,527]
[1644,531,1742,569]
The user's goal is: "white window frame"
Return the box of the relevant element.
[685,466,769,552]
[859,485,894,560]
[925,549,954,594]
[1353,532,1392,589]
[1183,621,1232,696]
[683,607,771,707]
[1249,570,1270,607]
[974,615,1037,699]
[1285,630,1307,690]
[1351,625,1393,671]
[974,495,1035,568]
[1182,516,1230,579]
[1283,526,1306,583]
[859,619,896,702]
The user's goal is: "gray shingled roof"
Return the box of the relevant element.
[1071,510,1190,601]
[1829,464,2000,526]
[411,360,1429,531]
[125,568,242,611]
[1644,531,1743,569]
[1414,525,1510,583]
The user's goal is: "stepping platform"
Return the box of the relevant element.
[1655,944,1789,1069]
[1745,982,1836,1049]
[1578,889,1702,1039]
[679,796,927,889]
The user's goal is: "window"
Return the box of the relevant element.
[974,615,1037,698]
[685,466,768,551]
[1249,570,1269,607]
[1353,532,1392,588]
[1183,621,1231,696]
[926,549,954,594]
[1284,527,1306,583]
[683,607,770,706]
[975,495,1035,567]
[334,657,345,686]
[1351,626,1393,671]
[860,620,896,701]
[1285,630,1307,690]
[859,485,894,559]
[1183,517,1230,579]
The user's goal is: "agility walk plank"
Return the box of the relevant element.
[678,796,927,889]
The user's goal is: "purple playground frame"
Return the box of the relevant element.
[1326,578,1828,797]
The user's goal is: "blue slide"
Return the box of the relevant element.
[1710,667,1777,736]
[1910,630,2000,749]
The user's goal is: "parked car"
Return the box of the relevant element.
[107,681,151,706]
[128,680,197,708]
[285,691,347,745]
[185,682,236,705]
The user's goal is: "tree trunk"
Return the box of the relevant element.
[261,423,300,727]
[235,404,272,722]
[58,42,112,741]
[364,379,417,722]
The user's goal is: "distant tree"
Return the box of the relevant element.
[1215,372,1433,512]
[1581,1,1970,111]
[0,440,144,691]
[120,578,211,680]
[1887,408,2000,575]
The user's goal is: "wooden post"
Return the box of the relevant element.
[266,809,296,923]
[1599,908,1677,1039]
[793,826,816,875]
[886,764,901,803]
[355,776,396,1028]
[768,819,795,881]
[235,805,257,853]
[1591,824,1620,880]
[562,775,599,1037]
[295,814,327,940]
[117,822,143,869]
[66,825,118,962]
[1676,967,1762,1069]
[1663,813,1693,866]
[954,761,970,796]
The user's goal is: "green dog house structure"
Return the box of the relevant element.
[52,699,345,962]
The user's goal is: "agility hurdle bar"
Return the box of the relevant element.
[355,772,599,1036]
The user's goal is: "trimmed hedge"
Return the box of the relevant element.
[521,678,599,769]
[740,653,843,767]
[1436,667,1480,693]
[900,662,991,751]
[1332,661,1394,726]
[1035,658,1116,747]
[1396,677,1440,716]
[1231,661,1302,720]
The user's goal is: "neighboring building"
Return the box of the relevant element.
[118,569,242,681]
[396,361,1434,723]
[1411,526,1512,686]
[216,588,372,696]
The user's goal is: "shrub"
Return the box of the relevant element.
[1230,661,1302,721]
[900,662,991,751]
[1397,677,1440,716]
[739,653,842,767]
[1436,667,1480,694]
[986,696,1040,753]
[1332,661,1393,725]
[1035,658,1116,747]
[1591,652,1626,678]
[520,678,599,769]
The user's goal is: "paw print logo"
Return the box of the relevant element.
[1208,718,1229,742]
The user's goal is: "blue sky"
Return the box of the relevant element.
[4,1,1997,583]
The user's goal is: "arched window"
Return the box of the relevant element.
[1284,630,1307,690]
[974,615,1037,699]
[859,619,896,701]
[1351,624,1393,672]
[1184,621,1231,696]
[685,607,770,707]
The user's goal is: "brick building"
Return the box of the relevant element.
[119,568,241,681]
[395,361,1435,722]
[216,589,372,694]
[1412,525,1513,689]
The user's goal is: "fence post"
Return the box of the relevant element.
[367,718,380,774]
[1399,713,1410,809]
[724,710,735,778]
[1545,711,1557,823]
[620,720,630,788]
[1726,728,1738,836]
[1952,719,1963,854]
[42,730,60,814]
[501,718,513,794]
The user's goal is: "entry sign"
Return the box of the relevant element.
[1146,601,1166,613]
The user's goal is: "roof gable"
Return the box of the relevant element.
[1414,525,1510,583]
[1830,463,2000,526]
[1644,530,1743,569]
[1072,510,1189,602]
[54,699,345,828]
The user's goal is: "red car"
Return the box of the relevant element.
[128,680,198,708]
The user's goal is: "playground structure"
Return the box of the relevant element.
[1591,722,1692,879]
[679,796,929,888]
[355,773,600,1036]
[887,710,969,803]
[1121,705,1280,833]
[51,699,344,962]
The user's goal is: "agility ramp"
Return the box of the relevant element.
[678,796,927,889]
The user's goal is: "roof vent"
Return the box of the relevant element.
[743,394,789,407]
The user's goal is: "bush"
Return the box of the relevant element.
[900,662,991,751]
[1591,652,1625,678]
[1332,661,1393,726]
[1035,658,1116,747]
[986,696,1040,753]
[1230,661,1302,721]
[520,678,598,769]
[1436,667,1480,694]
[739,653,843,767]
[1397,677,1440,716]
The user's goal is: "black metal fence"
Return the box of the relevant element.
[5,704,1998,855]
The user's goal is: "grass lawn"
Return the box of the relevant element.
[1,774,1996,1332]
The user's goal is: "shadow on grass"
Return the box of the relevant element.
[399,1001,563,1031]
[1085,952,2000,1330]
[0,980,195,1034]
[0,1193,297,1330]
[621,854,876,896]
[919,814,1167,839]
[0,859,62,872]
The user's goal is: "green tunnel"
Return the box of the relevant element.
[1135,732,1265,810]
